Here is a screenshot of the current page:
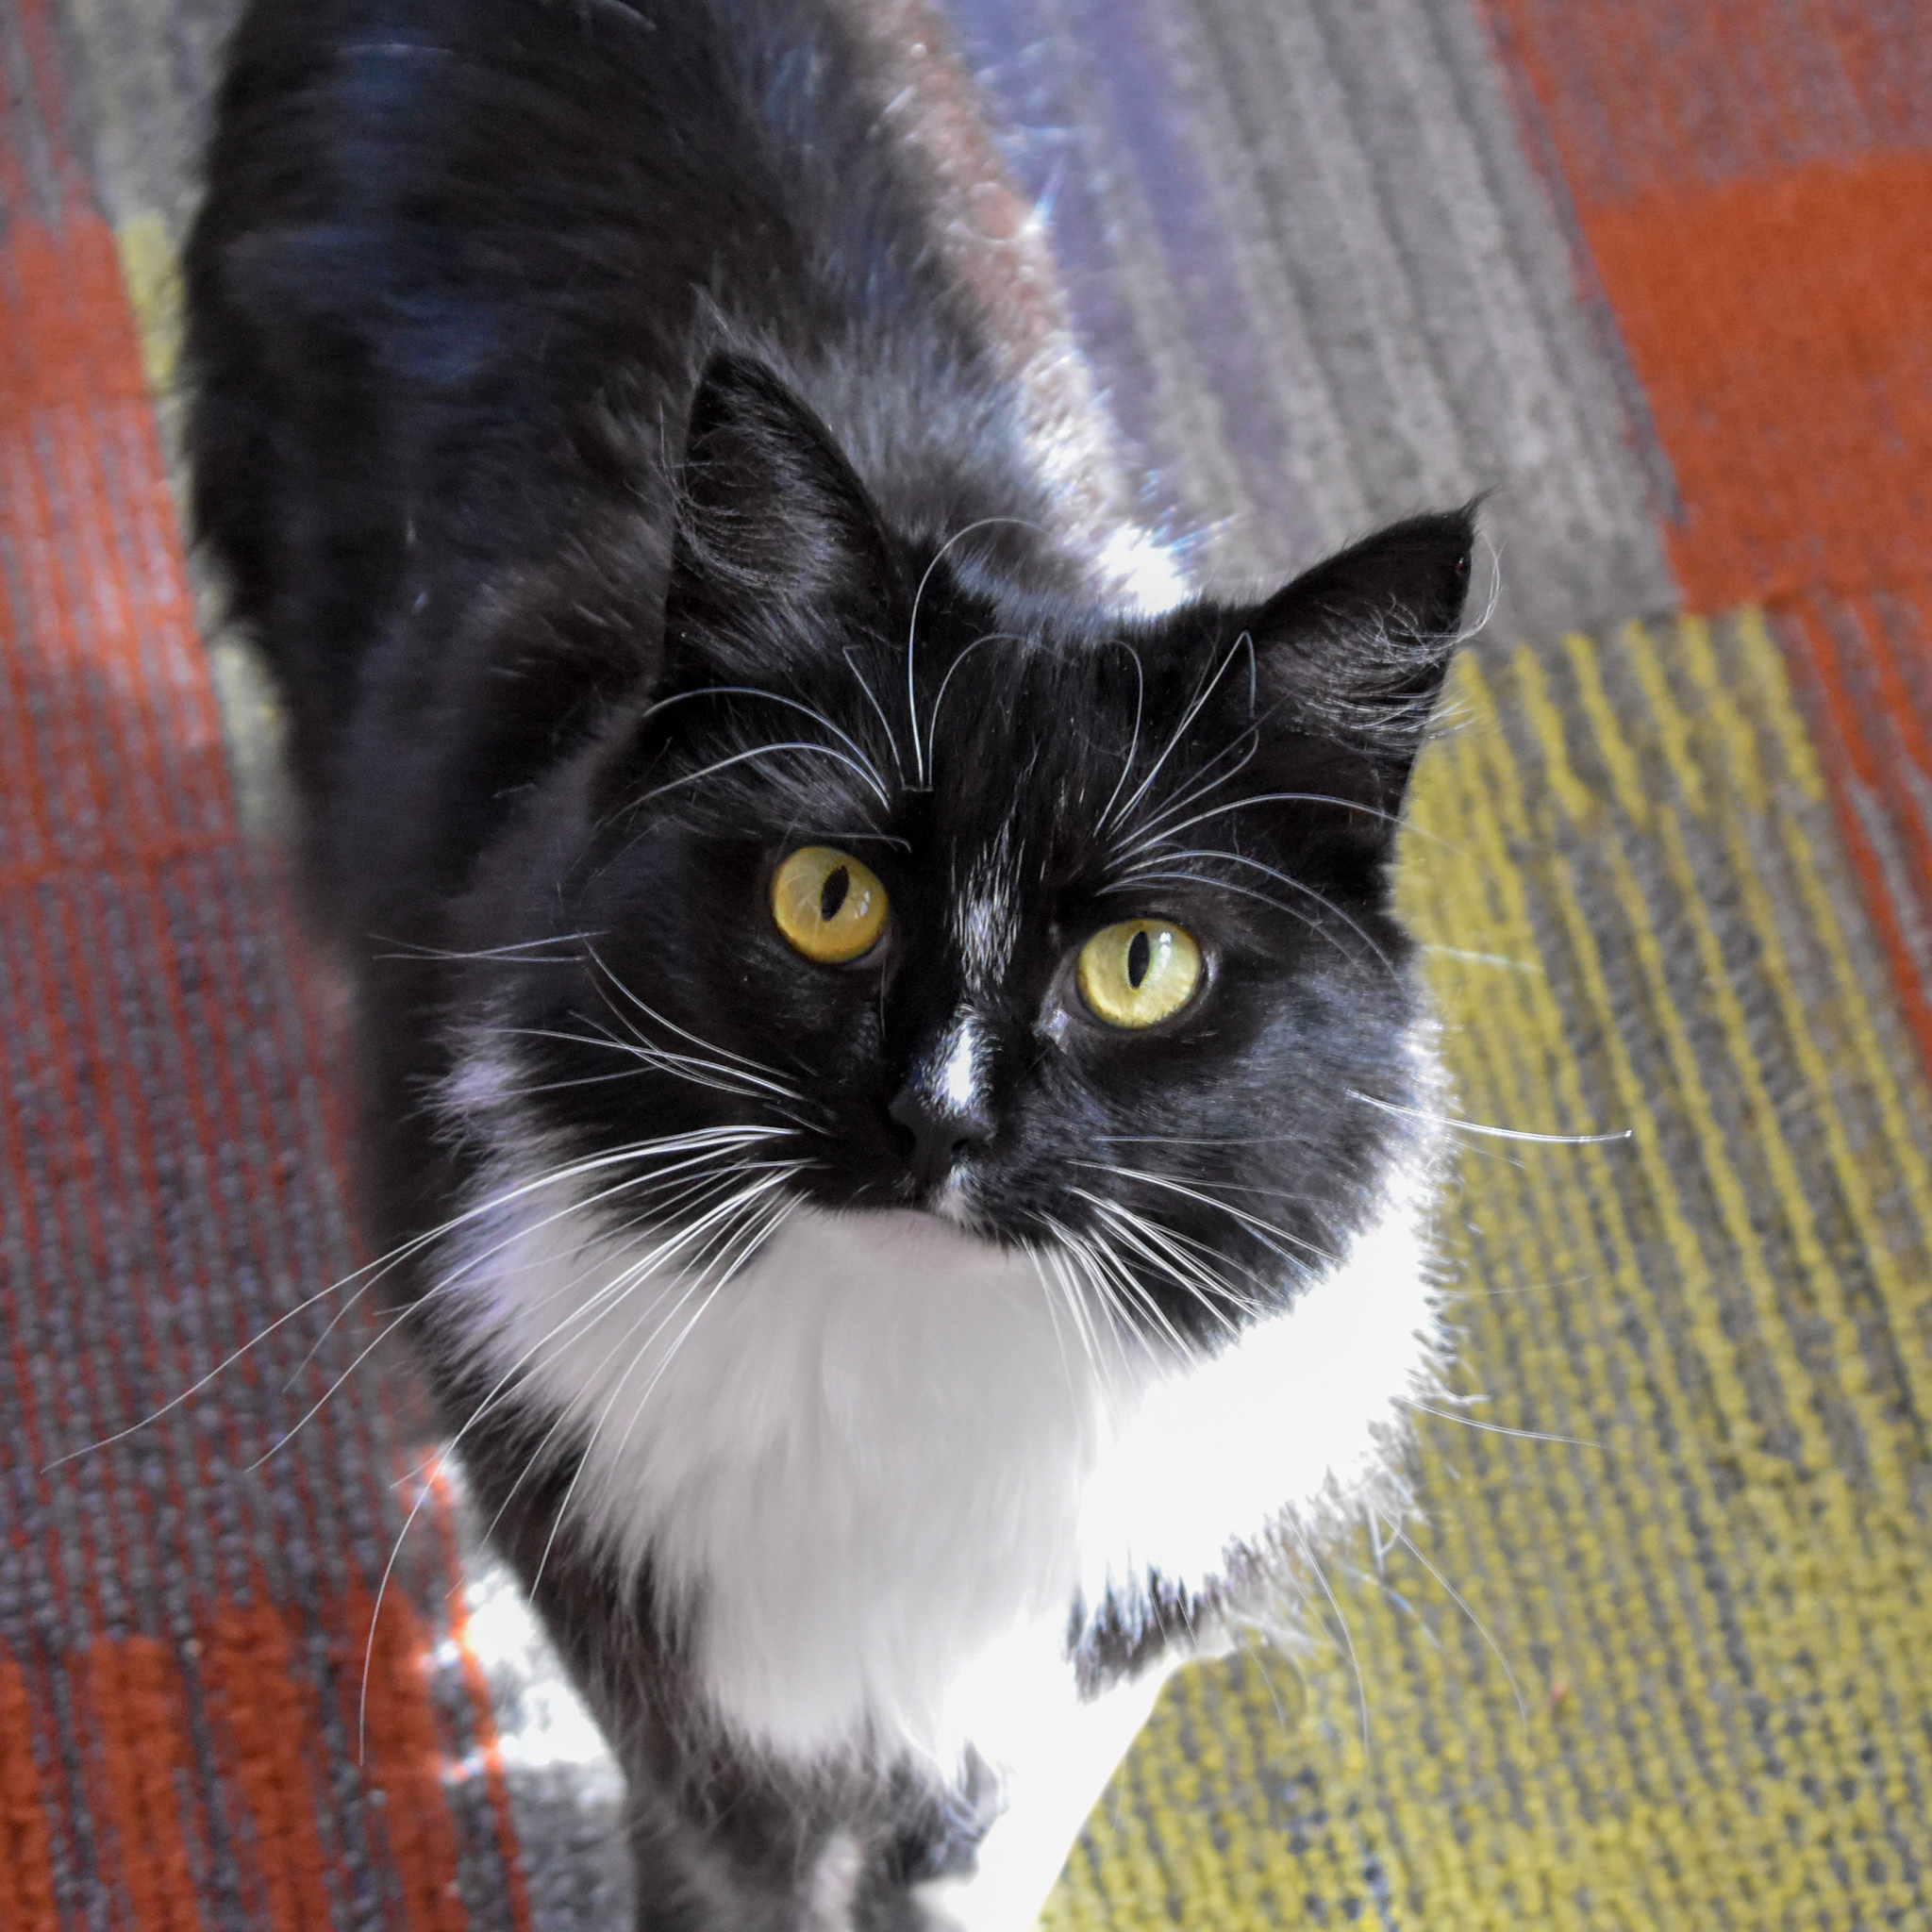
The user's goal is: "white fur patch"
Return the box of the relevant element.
[932,1013,988,1116]
[459,1194,1117,1757]
[954,828,1019,994]
[451,1136,1441,1774]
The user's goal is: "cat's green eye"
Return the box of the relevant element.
[772,846,889,963]
[1076,920,1202,1028]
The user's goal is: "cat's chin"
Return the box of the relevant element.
[849,1192,998,1244]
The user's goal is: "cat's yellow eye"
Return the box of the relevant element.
[771,846,889,963]
[1076,920,1202,1028]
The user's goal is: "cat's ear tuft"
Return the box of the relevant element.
[1247,506,1479,813]
[665,353,897,674]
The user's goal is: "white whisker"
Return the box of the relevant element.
[1390,1524,1528,1735]
[1108,633,1252,836]
[1070,1159,1339,1269]
[904,517,1044,786]
[843,647,904,776]
[635,740,891,810]
[1347,1090,1631,1146]
[1285,1516,1371,1759]
[1112,724,1257,851]
[923,631,1023,779]
[639,683,890,800]
[1398,1398,1605,1454]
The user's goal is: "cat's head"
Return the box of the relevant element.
[449,354,1474,1353]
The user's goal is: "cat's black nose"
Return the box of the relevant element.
[888,1084,993,1191]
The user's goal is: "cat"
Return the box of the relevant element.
[183,0,1476,1924]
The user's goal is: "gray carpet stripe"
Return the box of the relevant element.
[952,0,1678,635]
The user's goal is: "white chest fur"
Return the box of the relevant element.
[454,1159,1440,1771]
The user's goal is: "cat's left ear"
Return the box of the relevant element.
[662,353,898,679]
[1243,506,1478,818]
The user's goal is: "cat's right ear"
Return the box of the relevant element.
[1241,507,1479,822]
[661,354,899,682]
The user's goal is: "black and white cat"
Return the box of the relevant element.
[184,0,1475,1924]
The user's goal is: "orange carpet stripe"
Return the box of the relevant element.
[1840,585,1932,783]
[430,1467,537,1932]
[1774,602,1932,1082]
[204,1601,336,1932]
[0,1657,60,1932]
[3,208,231,1595]
[4,125,523,1932]
[1480,0,1931,208]
[1785,592,1932,931]
[84,1636,203,1932]
[1578,151,1932,610]
[334,1586,471,1932]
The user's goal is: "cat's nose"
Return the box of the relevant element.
[888,1084,993,1191]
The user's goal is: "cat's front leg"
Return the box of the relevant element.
[913,1622,1177,1932]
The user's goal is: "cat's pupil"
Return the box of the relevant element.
[1127,929,1151,988]
[820,865,851,923]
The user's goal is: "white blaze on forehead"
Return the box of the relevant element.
[932,1012,987,1115]
[954,826,1020,994]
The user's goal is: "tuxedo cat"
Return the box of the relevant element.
[185,0,1475,1923]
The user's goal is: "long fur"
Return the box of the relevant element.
[184,0,1478,1923]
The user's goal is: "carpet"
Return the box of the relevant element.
[3,0,1929,1926]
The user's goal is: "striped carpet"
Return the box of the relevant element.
[3,1,1929,1928]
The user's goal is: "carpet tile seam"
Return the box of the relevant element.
[1800,590,1932,895]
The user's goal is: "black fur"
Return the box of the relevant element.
[185,1,1474,1923]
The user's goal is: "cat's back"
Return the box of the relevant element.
[186,0,1020,797]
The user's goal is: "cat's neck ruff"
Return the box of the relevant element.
[453,1119,1441,1767]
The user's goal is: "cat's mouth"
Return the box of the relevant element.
[840,1202,1009,1264]
[926,1169,984,1233]
[862,1170,1003,1246]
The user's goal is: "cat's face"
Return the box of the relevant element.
[454,358,1472,1353]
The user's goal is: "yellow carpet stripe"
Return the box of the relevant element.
[1554,635,1931,1916]
[1407,722,1668,1924]
[1524,651,1859,1492]
[1612,619,1708,819]
[1627,618,1932,1449]
[1433,657,1924,1918]
[1561,629,1658,825]
[1719,612,1932,1257]
[1419,696,1755,1923]
[1585,629,1912,1493]
[1493,652,1783,1473]
[1507,695,1901,1916]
